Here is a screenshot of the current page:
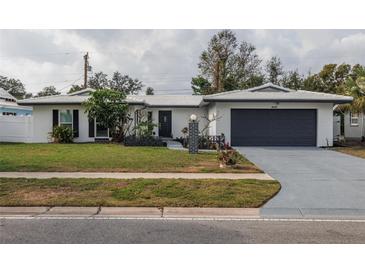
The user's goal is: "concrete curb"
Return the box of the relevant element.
[261,207,365,219]
[163,207,259,218]
[3,207,365,220]
[0,206,259,219]
[0,172,273,180]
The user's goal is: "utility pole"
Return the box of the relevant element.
[83,52,89,88]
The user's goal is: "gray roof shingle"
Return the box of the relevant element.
[18,91,205,107]
[203,83,353,103]
[18,83,353,106]
[0,87,17,101]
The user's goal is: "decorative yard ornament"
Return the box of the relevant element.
[188,115,199,154]
[190,114,197,121]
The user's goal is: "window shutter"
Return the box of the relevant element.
[73,110,79,137]
[52,109,59,128]
[88,117,95,137]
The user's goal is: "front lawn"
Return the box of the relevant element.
[0,178,280,208]
[0,143,260,173]
[335,146,365,159]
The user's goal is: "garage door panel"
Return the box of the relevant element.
[231,109,317,146]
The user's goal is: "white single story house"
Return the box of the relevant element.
[0,88,32,116]
[333,111,365,141]
[18,83,352,147]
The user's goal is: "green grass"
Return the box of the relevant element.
[335,146,365,159]
[0,178,280,208]
[0,143,260,173]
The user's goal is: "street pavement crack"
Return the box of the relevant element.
[35,206,53,217]
[93,206,102,216]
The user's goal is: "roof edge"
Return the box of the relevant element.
[204,83,295,98]
[203,98,353,104]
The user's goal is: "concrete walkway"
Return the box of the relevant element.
[2,206,365,220]
[0,172,273,180]
[165,140,184,150]
[0,206,260,219]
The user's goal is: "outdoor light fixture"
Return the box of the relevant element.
[190,114,197,121]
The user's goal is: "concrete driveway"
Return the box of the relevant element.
[236,147,365,218]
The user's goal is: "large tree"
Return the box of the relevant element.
[191,75,212,94]
[68,84,83,94]
[281,70,304,90]
[303,63,351,94]
[83,89,129,141]
[36,86,60,97]
[265,56,284,85]
[232,41,264,88]
[192,30,263,94]
[88,72,109,90]
[88,71,143,95]
[145,87,154,95]
[109,71,143,95]
[0,75,31,99]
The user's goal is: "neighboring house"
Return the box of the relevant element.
[333,110,365,141]
[18,83,352,147]
[0,88,32,116]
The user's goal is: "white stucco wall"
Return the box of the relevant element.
[209,101,335,147]
[30,105,209,142]
[31,104,94,143]
[343,112,365,139]
[142,107,208,138]
[29,101,335,146]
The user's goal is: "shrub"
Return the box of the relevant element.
[51,125,74,143]
[124,135,165,146]
[217,144,242,166]
[135,120,157,137]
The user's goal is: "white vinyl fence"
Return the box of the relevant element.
[0,115,33,142]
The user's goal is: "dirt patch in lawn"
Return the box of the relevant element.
[334,146,365,159]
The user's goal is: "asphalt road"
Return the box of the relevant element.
[1,219,365,243]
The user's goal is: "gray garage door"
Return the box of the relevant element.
[231,109,317,146]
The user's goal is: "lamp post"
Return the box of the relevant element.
[188,114,199,154]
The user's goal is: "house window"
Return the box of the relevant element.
[59,109,73,129]
[95,120,109,138]
[350,112,359,126]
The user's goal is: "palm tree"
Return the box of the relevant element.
[338,65,365,113]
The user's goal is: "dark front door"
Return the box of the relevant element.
[159,111,172,137]
[231,109,317,146]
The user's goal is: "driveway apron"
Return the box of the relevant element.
[235,147,365,217]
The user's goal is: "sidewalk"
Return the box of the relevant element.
[0,172,273,180]
[0,206,260,219]
[2,206,365,220]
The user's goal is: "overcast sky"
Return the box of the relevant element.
[0,29,365,95]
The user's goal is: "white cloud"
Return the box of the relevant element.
[0,29,365,95]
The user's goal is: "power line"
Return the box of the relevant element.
[24,79,84,86]
[57,76,83,94]
[0,51,85,60]
[153,88,192,92]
